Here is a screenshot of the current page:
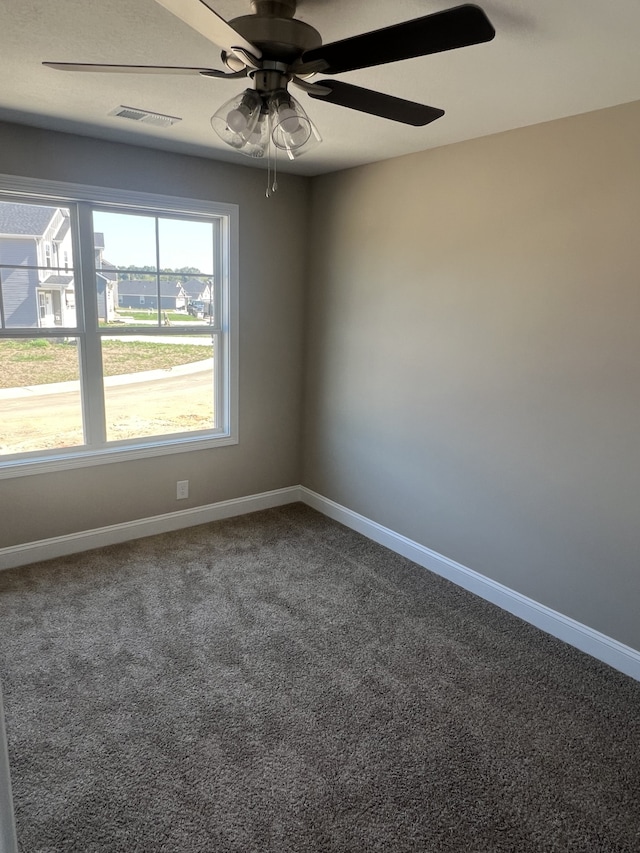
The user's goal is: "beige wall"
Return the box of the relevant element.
[0,122,308,547]
[303,101,640,651]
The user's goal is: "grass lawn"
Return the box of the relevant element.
[0,338,210,389]
[102,311,202,324]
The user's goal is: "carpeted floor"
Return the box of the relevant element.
[0,503,638,852]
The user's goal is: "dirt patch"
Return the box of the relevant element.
[0,372,214,456]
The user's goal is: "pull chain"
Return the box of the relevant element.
[272,146,278,194]
[265,128,279,199]
[266,136,272,198]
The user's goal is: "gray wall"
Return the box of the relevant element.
[0,121,308,547]
[3,102,640,654]
[303,100,640,651]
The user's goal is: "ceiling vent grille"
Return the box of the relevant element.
[109,105,181,127]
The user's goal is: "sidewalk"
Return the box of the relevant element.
[0,358,213,400]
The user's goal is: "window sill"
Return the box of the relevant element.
[0,432,238,480]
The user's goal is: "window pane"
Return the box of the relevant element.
[101,335,216,442]
[0,202,76,329]
[0,337,84,455]
[92,211,158,273]
[158,218,214,276]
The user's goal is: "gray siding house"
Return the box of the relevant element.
[0,206,118,327]
[117,279,186,310]
[0,203,75,328]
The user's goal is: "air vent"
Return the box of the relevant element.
[109,105,181,128]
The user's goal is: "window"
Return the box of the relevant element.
[0,176,238,478]
[38,291,48,320]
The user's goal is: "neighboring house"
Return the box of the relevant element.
[182,277,213,304]
[117,279,186,310]
[0,203,75,328]
[94,233,118,322]
[0,207,117,326]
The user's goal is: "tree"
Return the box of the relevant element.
[116,265,202,281]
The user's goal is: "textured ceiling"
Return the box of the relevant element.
[1,0,640,176]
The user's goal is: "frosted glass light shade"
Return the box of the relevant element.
[240,110,271,159]
[280,123,322,160]
[211,89,262,150]
[269,91,321,158]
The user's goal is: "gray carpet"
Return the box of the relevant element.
[0,503,639,852]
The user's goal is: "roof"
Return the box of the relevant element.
[97,258,118,281]
[55,218,71,242]
[117,279,184,297]
[0,203,59,236]
[182,278,212,297]
[0,205,110,247]
[42,274,74,286]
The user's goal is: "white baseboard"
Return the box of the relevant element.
[0,486,302,571]
[1,483,638,682]
[300,487,640,683]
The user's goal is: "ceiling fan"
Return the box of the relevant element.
[44,0,495,164]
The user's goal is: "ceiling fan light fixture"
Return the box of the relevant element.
[210,88,262,148]
[210,86,321,160]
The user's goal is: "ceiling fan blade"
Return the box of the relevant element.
[152,0,262,61]
[307,80,444,126]
[42,62,244,78]
[299,4,494,75]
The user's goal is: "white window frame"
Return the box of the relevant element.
[0,174,239,480]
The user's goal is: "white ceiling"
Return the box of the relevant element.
[2,0,640,176]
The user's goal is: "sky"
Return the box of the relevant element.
[92,211,215,274]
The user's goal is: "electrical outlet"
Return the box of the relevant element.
[176,480,189,500]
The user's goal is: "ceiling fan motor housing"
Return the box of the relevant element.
[226,1,322,69]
